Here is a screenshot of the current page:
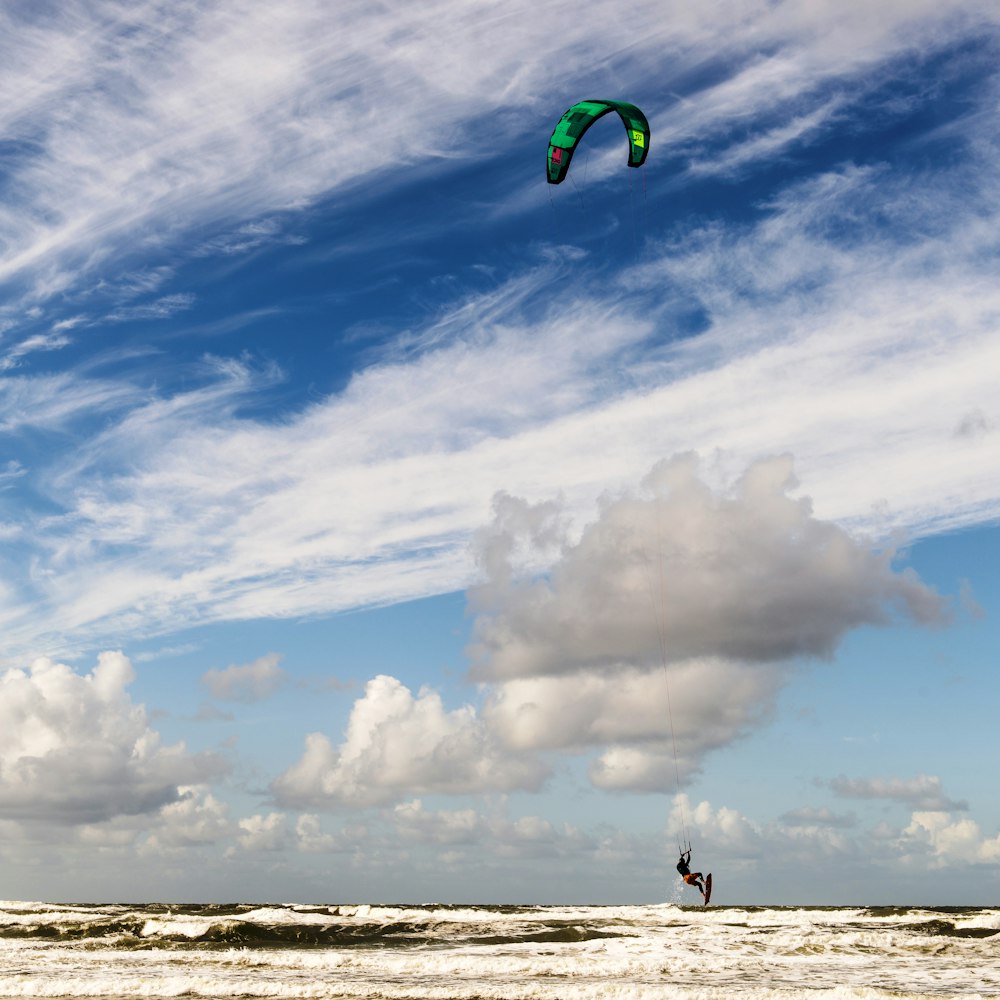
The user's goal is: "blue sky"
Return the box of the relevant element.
[0,0,998,904]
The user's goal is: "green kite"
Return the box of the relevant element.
[546,100,649,184]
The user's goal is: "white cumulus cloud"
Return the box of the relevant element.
[271,674,548,808]
[900,812,1000,867]
[0,652,226,824]
[484,658,785,789]
[236,812,288,852]
[140,785,233,854]
[270,456,952,803]
[469,455,945,679]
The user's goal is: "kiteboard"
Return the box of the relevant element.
[703,873,713,906]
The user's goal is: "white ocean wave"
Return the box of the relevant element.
[0,901,994,998]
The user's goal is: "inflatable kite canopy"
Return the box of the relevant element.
[546,100,649,184]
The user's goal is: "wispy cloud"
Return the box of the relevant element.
[3,0,990,309]
[2,145,999,654]
[780,806,857,829]
[0,369,144,435]
[192,219,305,257]
[0,332,72,371]
[830,774,968,811]
[202,653,287,703]
[685,97,846,178]
[0,0,685,308]
[0,1,995,661]
[0,461,25,488]
[105,293,195,323]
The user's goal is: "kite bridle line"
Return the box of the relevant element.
[567,172,587,214]
[628,169,637,250]
[629,162,651,254]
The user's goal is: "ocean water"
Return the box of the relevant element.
[0,900,997,999]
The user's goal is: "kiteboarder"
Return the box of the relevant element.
[676,849,706,899]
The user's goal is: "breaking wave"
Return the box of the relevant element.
[0,901,997,998]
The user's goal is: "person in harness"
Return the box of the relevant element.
[676,848,706,899]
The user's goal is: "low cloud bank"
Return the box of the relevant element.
[276,455,947,800]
